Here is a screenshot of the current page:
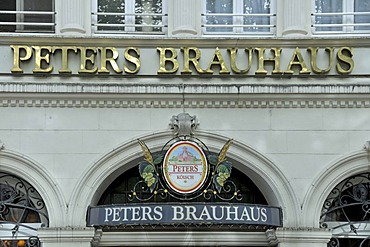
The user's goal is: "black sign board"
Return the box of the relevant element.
[87,203,282,227]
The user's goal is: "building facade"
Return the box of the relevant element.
[1,0,370,246]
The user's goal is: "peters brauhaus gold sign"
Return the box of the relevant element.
[9,45,354,75]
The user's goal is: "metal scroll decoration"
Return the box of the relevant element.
[0,172,48,247]
[129,137,242,202]
[320,173,370,247]
[0,237,40,247]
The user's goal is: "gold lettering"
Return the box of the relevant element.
[78,47,98,74]
[181,47,210,74]
[285,47,310,74]
[307,47,334,74]
[52,46,78,74]
[206,47,230,74]
[228,48,252,74]
[336,47,354,74]
[255,48,283,75]
[124,47,140,74]
[32,46,53,73]
[98,47,122,74]
[157,47,179,74]
[11,45,32,73]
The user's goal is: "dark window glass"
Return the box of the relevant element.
[98,165,267,205]
[0,0,54,33]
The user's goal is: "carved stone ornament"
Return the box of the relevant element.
[364,141,370,161]
[169,113,199,137]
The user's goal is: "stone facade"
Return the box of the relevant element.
[0,0,370,246]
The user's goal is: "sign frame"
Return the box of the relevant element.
[162,141,209,194]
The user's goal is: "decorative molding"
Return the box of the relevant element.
[266,229,279,246]
[38,227,95,244]
[69,130,300,227]
[364,141,370,161]
[2,36,370,47]
[169,113,199,136]
[275,227,331,244]
[1,96,370,109]
[302,150,370,228]
[0,149,66,227]
[99,231,271,246]
[2,80,370,110]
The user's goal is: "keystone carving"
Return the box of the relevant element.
[169,113,199,137]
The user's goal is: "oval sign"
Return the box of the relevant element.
[163,141,208,194]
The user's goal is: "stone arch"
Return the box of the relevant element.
[0,149,66,227]
[69,131,300,227]
[302,150,369,228]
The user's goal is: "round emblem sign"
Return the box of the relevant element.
[163,141,208,194]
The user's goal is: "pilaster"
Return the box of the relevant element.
[281,0,310,36]
[168,0,201,36]
[58,0,87,35]
[275,227,331,247]
[38,227,97,247]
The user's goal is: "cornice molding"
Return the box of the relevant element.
[2,82,370,108]
[0,35,370,47]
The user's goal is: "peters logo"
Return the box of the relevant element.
[163,141,208,194]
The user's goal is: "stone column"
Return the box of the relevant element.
[275,227,332,247]
[281,0,310,36]
[168,0,201,36]
[38,227,98,247]
[58,0,87,35]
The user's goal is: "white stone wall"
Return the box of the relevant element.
[0,0,369,246]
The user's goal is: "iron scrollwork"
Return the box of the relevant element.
[0,237,40,247]
[129,137,242,202]
[320,173,370,247]
[0,173,48,247]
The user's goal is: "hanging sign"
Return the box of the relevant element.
[163,141,208,194]
[87,203,283,227]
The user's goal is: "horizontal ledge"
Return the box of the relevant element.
[1,82,370,94]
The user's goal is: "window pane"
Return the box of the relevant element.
[0,0,16,32]
[135,0,162,32]
[206,0,233,32]
[96,0,164,33]
[0,172,49,226]
[23,0,54,32]
[354,0,370,31]
[0,0,54,33]
[243,0,271,32]
[97,0,125,31]
[314,0,343,32]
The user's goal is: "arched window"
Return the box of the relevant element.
[312,0,370,35]
[0,0,55,33]
[99,165,268,205]
[320,173,370,247]
[92,0,167,35]
[202,0,276,36]
[95,149,271,231]
[0,172,48,247]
